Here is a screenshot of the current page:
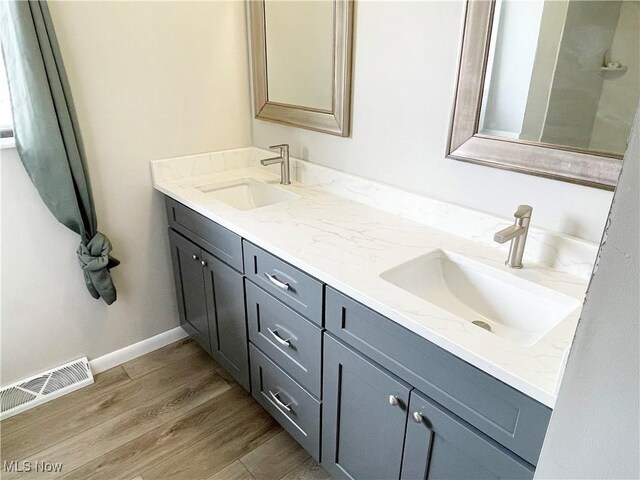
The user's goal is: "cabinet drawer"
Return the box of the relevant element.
[325,287,551,466]
[165,196,243,272]
[243,241,323,325]
[246,280,322,398]
[250,344,321,460]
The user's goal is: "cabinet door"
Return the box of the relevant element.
[401,390,534,480]
[168,229,211,354]
[323,335,411,480]
[203,250,250,390]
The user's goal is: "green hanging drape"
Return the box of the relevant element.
[0,1,119,304]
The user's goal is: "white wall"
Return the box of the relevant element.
[535,111,639,479]
[252,1,614,243]
[0,1,251,386]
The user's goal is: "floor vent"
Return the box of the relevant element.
[0,358,94,420]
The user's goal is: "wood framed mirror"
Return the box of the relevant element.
[248,0,355,137]
[447,0,638,190]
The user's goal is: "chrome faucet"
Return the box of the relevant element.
[494,205,533,269]
[260,144,290,185]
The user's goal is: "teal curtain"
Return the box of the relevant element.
[0,1,119,304]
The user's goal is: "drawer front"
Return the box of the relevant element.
[243,241,323,325]
[165,196,243,272]
[250,344,321,460]
[325,287,551,466]
[246,280,322,398]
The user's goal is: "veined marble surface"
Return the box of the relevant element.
[151,147,596,407]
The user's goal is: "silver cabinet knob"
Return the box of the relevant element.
[388,395,400,407]
[200,260,207,267]
[192,254,199,261]
[412,411,423,423]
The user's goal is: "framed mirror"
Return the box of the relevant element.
[448,0,639,190]
[248,0,354,137]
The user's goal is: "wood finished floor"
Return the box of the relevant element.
[0,339,332,480]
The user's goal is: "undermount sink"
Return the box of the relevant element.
[196,178,299,211]
[380,249,580,346]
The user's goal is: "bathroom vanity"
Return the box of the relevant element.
[152,0,634,473]
[154,148,591,480]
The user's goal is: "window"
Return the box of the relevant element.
[0,50,13,139]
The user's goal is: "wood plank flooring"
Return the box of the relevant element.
[1,339,331,480]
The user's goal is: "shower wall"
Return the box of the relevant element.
[589,1,640,153]
[540,1,622,150]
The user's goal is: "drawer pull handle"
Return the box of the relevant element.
[412,411,424,423]
[201,260,207,267]
[265,273,290,290]
[267,328,292,347]
[388,395,400,407]
[192,254,199,261]
[269,390,292,412]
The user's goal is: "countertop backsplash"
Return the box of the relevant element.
[152,146,599,280]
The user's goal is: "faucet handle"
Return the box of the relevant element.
[514,205,533,219]
[269,144,289,153]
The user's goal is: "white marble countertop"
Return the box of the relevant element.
[152,150,591,408]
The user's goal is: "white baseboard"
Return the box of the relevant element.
[89,326,189,375]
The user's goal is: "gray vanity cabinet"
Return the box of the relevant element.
[323,334,535,480]
[322,335,411,480]
[324,288,550,467]
[168,229,212,354]
[165,197,550,480]
[166,196,249,391]
[401,390,534,480]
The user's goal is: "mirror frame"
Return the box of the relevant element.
[248,0,354,137]
[447,0,622,190]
